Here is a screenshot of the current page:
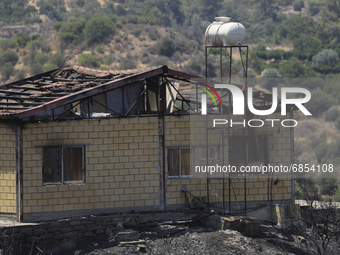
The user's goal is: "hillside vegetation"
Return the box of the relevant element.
[1,0,340,200]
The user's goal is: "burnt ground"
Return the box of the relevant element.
[44,222,340,255]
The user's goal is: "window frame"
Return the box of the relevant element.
[42,145,86,185]
[167,146,192,178]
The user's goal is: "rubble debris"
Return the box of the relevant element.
[115,230,139,242]
[206,215,260,237]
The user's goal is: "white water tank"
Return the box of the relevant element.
[205,17,246,46]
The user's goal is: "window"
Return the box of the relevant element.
[42,146,85,184]
[200,146,219,160]
[229,136,267,171]
[168,147,191,177]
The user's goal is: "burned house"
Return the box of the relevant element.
[0,65,294,222]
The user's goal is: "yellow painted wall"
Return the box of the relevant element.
[0,122,16,214]
[22,117,160,215]
[22,113,293,217]
[165,114,293,205]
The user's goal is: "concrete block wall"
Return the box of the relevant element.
[22,117,160,220]
[19,112,293,220]
[0,122,16,214]
[165,114,293,207]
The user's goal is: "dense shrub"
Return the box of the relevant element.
[157,35,176,57]
[119,58,137,70]
[312,49,339,66]
[84,16,116,45]
[324,106,340,121]
[77,54,100,68]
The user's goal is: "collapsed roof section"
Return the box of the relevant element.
[0,65,278,122]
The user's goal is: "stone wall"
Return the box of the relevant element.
[0,212,197,254]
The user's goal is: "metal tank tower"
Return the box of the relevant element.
[203,17,249,216]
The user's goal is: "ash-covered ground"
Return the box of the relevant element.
[45,222,337,255]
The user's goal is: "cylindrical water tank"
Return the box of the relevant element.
[205,17,246,46]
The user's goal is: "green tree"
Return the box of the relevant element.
[312,49,339,66]
[1,62,14,80]
[34,52,50,65]
[315,142,329,163]
[58,18,87,45]
[157,35,176,57]
[279,57,316,78]
[14,69,26,80]
[84,16,115,45]
[30,63,43,76]
[319,178,338,196]
[293,36,322,58]
[335,116,340,130]
[324,106,340,121]
[293,0,304,11]
[0,49,19,67]
[15,33,31,47]
[53,21,64,31]
[279,16,318,41]
[103,55,114,65]
[190,55,202,74]
[260,68,282,90]
[43,63,59,72]
[49,53,66,68]
[305,90,337,116]
[324,81,340,104]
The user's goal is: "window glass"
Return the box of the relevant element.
[43,146,85,184]
[181,148,191,176]
[43,147,62,184]
[168,148,191,177]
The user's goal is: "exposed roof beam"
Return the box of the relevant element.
[16,66,167,119]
